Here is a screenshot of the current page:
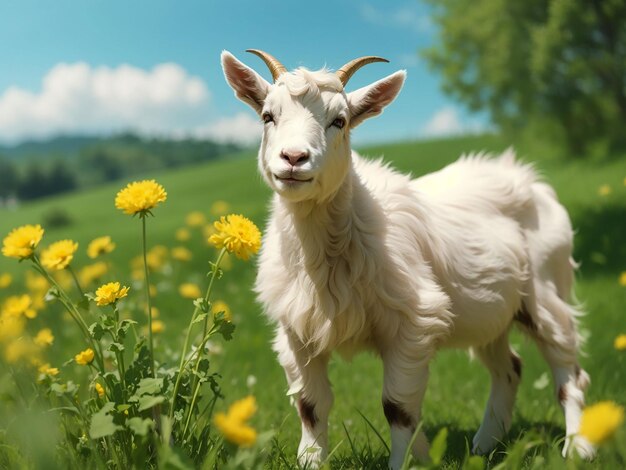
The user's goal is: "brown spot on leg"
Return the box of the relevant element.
[298,397,318,429]
[558,385,568,404]
[511,354,522,379]
[383,400,413,428]
[515,303,536,332]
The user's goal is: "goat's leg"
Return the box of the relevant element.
[382,348,430,470]
[273,327,333,468]
[472,332,521,454]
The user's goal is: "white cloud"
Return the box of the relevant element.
[0,62,211,143]
[421,107,486,137]
[190,113,262,146]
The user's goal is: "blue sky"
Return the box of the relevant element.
[0,0,485,146]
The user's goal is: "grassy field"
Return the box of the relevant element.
[0,134,625,468]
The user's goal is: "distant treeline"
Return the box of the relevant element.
[0,133,241,201]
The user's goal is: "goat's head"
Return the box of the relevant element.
[221,50,406,202]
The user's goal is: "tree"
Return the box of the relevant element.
[422,0,626,154]
[0,158,18,198]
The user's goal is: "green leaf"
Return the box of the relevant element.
[88,322,105,340]
[108,342,125,353]
[464,455,485,470]
[217,320,235,341]
[89,402,122,439]
[429,427,448,465]
[191,313,208,325]
[127,417,154,436]
[45,286,60,299]
[135,377,163,396]
[84,292,96,301]
[138,395,165,411]
[117,404,131,412]
[193,297,210,313]
[50,381,78,396]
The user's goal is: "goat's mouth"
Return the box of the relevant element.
[273,174,314,185]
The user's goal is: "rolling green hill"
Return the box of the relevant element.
[1,134,625,468]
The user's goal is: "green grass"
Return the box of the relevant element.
[1,134,625,468]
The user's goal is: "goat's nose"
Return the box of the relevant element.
[280,149,309,166]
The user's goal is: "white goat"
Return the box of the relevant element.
[221,49,593,469]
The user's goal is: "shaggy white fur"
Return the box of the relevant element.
[221,50,593,469]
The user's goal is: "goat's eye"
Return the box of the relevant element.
[331,117,345,129]
[262,112,274,124]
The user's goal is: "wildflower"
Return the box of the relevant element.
[212,300,232,322]
[0,314,25,342]
[78,262,108,285]
[4,338,39,364]
[151,307,160,318]
[211,200,230,216]
[87,236,116,259]
[95,382,105,398]
[172,246,192,262]
[209,214,262,261]
[615,334,626,351]
[149,284,157,296]
[619,272,626,287]
[25,271,48,293]
[579,401,624,445]
[179,283,201,299]
[214,396,258,447]
[38,363,59,376]
[186,211,206,227]
[175,227,191,242]
[115,180,167,215]
[75,348,95,365]
[34,328,54,347]
[598,184,612,196]
[151,320,165,334]
[0,273,11,288]
[2,295,37,319]
[41,240,79,270]
[95,282,130,306]
[2,224,44,259]
[132,245,168,271]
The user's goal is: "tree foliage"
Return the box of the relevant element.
[422,0,626,154]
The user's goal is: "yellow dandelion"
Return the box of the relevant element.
[208,214,262,261]
[0,273,12,288]
[619,272,626,287]
[598,184,612,196]
[2,295,37,319]
[615,334,626,351]
[150,306,160,318]
[0,313,25,342]
[2,224,44,260]
[34,328,54,347]
[211,200,230,216]
[175,227,191,242]
[151,320,165,334]
[115,180,167,215]
[87,236,116,259]
[579,401,624,445]
[75,348,95,366]
[4,338,39,364]
[40,240,78,270]
[186,211,206,227]
[78,262,108,286]
[172,246,192,262]
[95,282,130,306]
[95,382,105,398]
[214,396,258,447]
[212,300,232,322]
[38,363,60,377]
[179,283,202,299]
[25,271,48,294]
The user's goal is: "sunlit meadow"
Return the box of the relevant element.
[0,136,624,469]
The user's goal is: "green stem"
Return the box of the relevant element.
[67,265,85,298]
[168,248,227,428]
[141,215,156,377]
[31,258,106,372]
[181,248,227,439]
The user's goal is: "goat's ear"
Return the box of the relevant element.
[347,71,406,128]
[221,51,271,115]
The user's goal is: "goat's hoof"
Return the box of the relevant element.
[562,435,595,460]
[471,427,499,455]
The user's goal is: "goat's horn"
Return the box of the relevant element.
[246,49,287,82]
[336,56,389,86]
